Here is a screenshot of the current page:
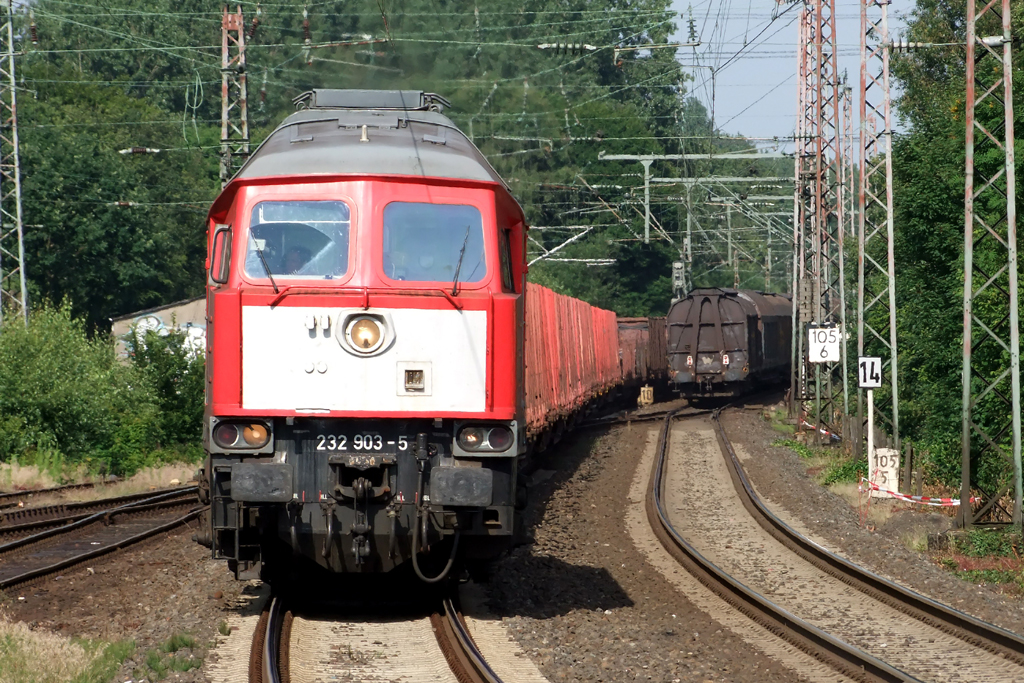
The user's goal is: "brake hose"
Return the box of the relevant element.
[411,466,461,583]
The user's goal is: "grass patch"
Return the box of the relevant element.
[160,634,196,653]
[132,634,202,681]
[900,529,929,553]
[773,438,814,459]
[952,528,1021,558]
[0,613,134,683]
[934,528,1024,592]
[821,457,868,486]
[70,640,136,683]
[218,621,231,637]
[959,568,1023,586]
[771,438,866,487]
[766,408,795,435]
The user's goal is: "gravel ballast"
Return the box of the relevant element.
[723,405,1024,635]
[484,422,805,682]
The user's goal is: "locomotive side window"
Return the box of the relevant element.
[244,200,350,279]
[382,202,485,284]
[498,229,515,292]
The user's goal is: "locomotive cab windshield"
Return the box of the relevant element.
[244,200,351,279]
[383,202,486,285]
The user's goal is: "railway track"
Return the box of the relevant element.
[0,488,204,591]
[647,406,1024,683]
[249,594,512,683]
[0,486,197,539]
[0,479,119,510]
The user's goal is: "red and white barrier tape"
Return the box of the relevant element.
[858,478,977,507]
[801,419,841,441]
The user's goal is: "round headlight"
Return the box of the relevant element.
[213,422,239,448]
[242,423,269,447]
[486,427,513,452]
[348,317,383,353]
[458,427,486,451]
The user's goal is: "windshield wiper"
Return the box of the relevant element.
[451,225,471,296]
[249,232,279,294]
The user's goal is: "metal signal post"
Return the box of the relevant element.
[857,0,900,457]
[961,0,1020,527]
[0,0,26,326]
[220,6,250,186]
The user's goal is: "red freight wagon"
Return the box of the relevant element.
[524,284,620,436]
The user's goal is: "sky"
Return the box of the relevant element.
[668,0,916,150]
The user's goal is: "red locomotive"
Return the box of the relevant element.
[198,90,663,582]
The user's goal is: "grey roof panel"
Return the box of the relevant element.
[234,104,507,188]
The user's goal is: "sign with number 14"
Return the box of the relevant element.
[858,356,883,389]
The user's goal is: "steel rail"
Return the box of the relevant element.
[0,495,197,540]
[0,480,116,508]
[252,595,500,683]
[0,487,198,555]
[260,597,284,683]
[712,407,1024,666]
[0,486,195,526]
[436,595,505,683]
[0,507,204,590]
[647,410,919,683]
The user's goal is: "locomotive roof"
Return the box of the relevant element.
[232,89,509,189]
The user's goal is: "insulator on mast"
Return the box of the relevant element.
[248,3,261,39]
[29,10,37,45]
[302,5,312,64]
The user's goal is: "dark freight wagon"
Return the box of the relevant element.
[667,288,792,397]
[617,317,668,384]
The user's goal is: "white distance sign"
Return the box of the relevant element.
[808,325,840,363]
[869,447,900,498]
[858,356,883,389]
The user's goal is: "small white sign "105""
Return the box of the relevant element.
[808,325,840,363]
[869,447,900,497]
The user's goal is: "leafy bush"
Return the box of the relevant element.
[126,326,205,445]
[0,303,161,472]
[0,303,204,477]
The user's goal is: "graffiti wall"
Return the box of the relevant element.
[110,297,206,358]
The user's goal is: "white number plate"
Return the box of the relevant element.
[808,325,840,363]
[858,356,883,388]
[315,434,410,452]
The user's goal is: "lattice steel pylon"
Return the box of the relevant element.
[220,6,249,186]
[960,0,1020,527]
[857,0,900,454]
[0,0,26,327]
[790,0,847,441]
[840,81,854,243]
